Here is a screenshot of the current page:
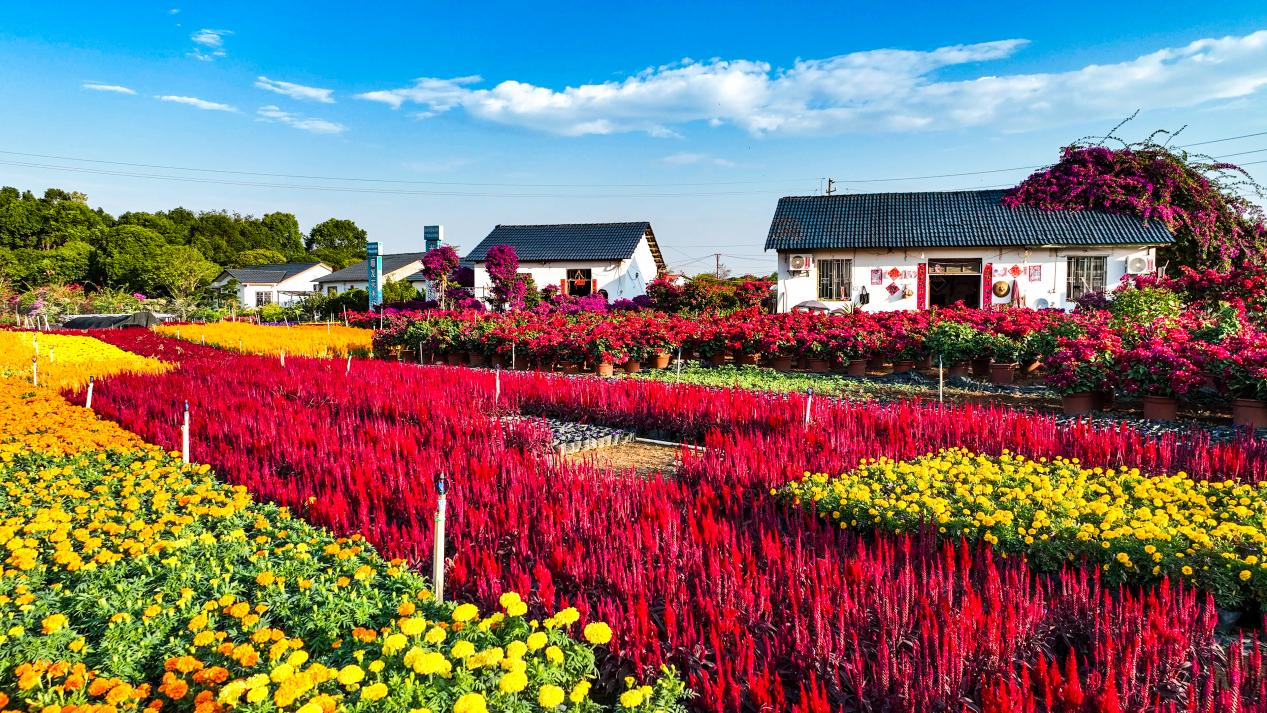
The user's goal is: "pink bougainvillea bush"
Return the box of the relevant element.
[1004,137,1267,269]
[77,328,1267,711]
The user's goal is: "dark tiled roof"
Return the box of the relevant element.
[465,223,653,263]
[220,262,325,284]
[315,253,428,283]
[764,190,1174,251]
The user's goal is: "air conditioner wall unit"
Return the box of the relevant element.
[1125,256,1149,275]
[788,254,814,272]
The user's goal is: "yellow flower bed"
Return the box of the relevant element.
[155,323,374,358]
[0,331,169,391]
[0,394,686,711]
[0,377,150,457]
[777,448,1267,607]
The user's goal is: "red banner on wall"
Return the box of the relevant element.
[916,263,927,310]
[981,263,993,309]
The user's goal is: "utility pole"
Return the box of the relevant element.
[825,178,837,196]
[714,253,722,279]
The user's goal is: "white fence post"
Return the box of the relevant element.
[495,365,501,404]
[804,387,813,427]
[181,400,191,465]
[433,472,448,603]
[85,375,94,409]
[938,355,944,405]
[31,356,38,387]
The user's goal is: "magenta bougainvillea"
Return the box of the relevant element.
[485,244,528,311]
[420,245,461,308]
[1004,137,1267,269]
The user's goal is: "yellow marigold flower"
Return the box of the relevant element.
[246,685,270,704]
[424,626,446,644]
[399,617,425,636]
[41,613,67,635]
[506,640,528,659]
[499,591,522,609]
[452,603,479,622]
[583,622,613,645]
[545,645,564,664]
[383,633,408,655]
[360,682,388,701]
[619,688,646,708]
[296,704,323,713]
[499,670,528,693]
[570,680,591,703]
[1241,570,1253,581]
[450,640,476,659]
[538,684,566,708]
[506,601,528,617]
[526,631,547,651]
[453,692,488,713]
[555,607,580,625]
[336,664,365,686]
[256,571,276,586]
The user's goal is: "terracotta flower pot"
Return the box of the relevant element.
[1062,392,1096,416]
[989,363,1017,386]
[947,362,970,379]
[468,353,486,367]
[735,352,759,366]
[708,353,727,367]
[771,356,794,372]
[807,359,830,373]
[971,356,992,378]
[915,355,933,370]
[847,358,867,377]
[891,360,915,374]
[1142,395,1178,421]
[446,352,466,366]
[653,352,672,369]
[561,362,580,374]
[867,356,885,370]
[624,360,641,374]
[1233,398,1267,429]
[596,362,615,378]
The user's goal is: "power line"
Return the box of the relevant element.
[1181,130,1267,147]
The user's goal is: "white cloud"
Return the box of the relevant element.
[255,76,335,103]
[356,31,1267,137]
[169,8,180,14]
[256,105,346,134]
[659,152,734,167]
[82,82,136,95]
[188,28,231,61]
[158,95,237,112]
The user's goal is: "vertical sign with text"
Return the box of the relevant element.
[367,241,383,308]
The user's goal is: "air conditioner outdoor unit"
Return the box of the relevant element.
[789,254,814,272]
[1125,256,1150,274]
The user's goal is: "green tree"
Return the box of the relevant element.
[94,225,167,292]
[260,212,305,259]
[382,277,419,303]
[153,245,220,301]
[117,212,182,243]
[234,248,288,267]
[306,218,367,268]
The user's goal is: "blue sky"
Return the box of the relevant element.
[2,1,1266,273]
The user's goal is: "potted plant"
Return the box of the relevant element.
[1204,332,1267,428]
[924,321,979,378]
[986,335,1022,385]
[1117,327,1205,421]
[1045,328,1123,416]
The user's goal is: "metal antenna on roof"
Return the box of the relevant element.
[825,178,836,196]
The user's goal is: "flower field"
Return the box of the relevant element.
[0,330,169,390]
[0,336,681,712]
[778,448,1267,607]
[70,327,1267,711]
[155,322,374,358]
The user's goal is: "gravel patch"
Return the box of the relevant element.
[1052,412,1266,444]
[501,415,636,455]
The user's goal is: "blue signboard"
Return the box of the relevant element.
[367,242,383,308]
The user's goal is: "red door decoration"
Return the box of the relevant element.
[887,267,901,280]
[1009,264,1022,277]
[916,262,927,309]
[981,262,993,309]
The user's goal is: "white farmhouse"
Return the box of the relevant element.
[313,253,428,295]
[463,222,666,302]
[211,262,332,308]
[766,190,1175,312]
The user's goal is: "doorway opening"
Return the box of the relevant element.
[927,259,981,308]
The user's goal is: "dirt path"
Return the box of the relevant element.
[563,440,682,477]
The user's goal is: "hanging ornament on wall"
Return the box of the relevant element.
[886,282,900,296]
[887,267,901,280]
[992,280,1012,298]
[1008,264,1022,277]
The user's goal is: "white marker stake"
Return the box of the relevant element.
[177,328,181,340]
[938,355,944,405]
[495,366,501,404]
[181,401,191,465]
[419,342,424,365]
[804,387,813,427]
[85,376,94,409]
[511,342,516,370]
[31,357,38,387]
[346,354,352,375]
[675,347,683,382]
[280,349,286,367]
[433,473,448,603]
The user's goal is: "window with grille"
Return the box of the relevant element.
[255,291,274,307]
[1066,256,1106,301]
[817,259,852,301]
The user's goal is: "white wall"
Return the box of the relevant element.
[470,236,660,303]
[775,246,1158,312]
[213,264,331,308]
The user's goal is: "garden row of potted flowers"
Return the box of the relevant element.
[362,302,1267,427]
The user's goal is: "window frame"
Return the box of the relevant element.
[817,259,853,301]
[1066,256,1107,301]
[255,290,275,307]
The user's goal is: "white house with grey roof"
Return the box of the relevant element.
[314,252,428,295]
[765,189,1174,313]
[210,262,332,308]
[463,222,666,303]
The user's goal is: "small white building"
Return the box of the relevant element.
[463,222,666,302]
[314,253,428,295]
[765,190,1174,312]
[211,262,332,308]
